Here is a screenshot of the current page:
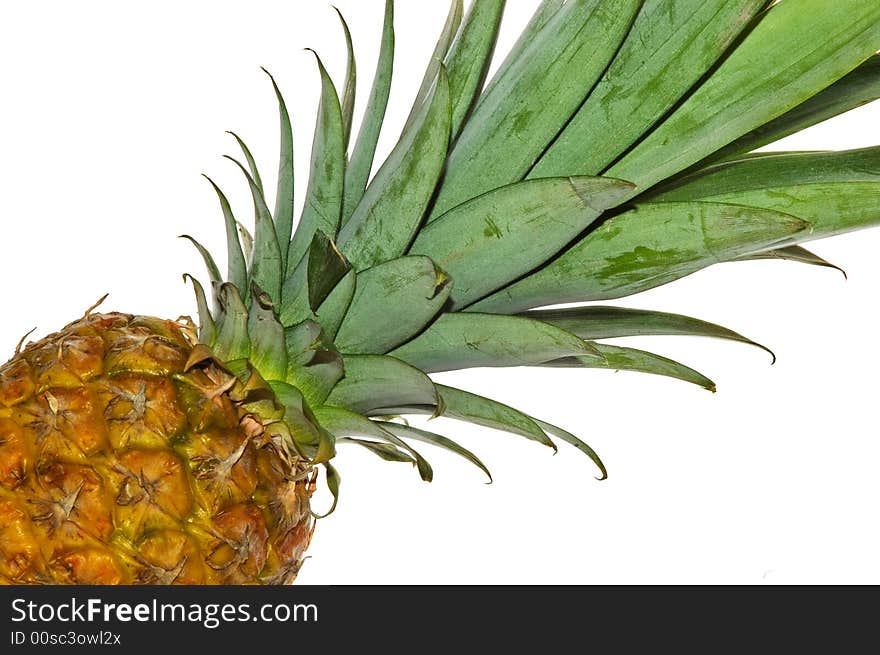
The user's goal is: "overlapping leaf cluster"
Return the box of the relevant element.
[185,0,880,496]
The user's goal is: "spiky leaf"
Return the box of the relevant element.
[262,69,295,270]
[544,344,716,392]
[534,419,606,480]
[403,0,462,130]
[225,156,283,304]
[607,0,880,192]
[284,321,344,406]
[410,176,634,309]
[342,0,395,224]
[314,406,433,481]
[429,0,641,218]
[288,53,345,270]
[444,0,505,138]
[389,313,603,373]
[202,175,248,293]
[213,283,250,361]
[315,270,357,339]
[374,384,556,451]
[270,381,336,464]
[739,246,846,278]
[377,421,491,482]
[530,0,767,178]
[334,8,357,149]
[325,355,439,414]
[338,68,451,269]
[183,274,216,345]
[470,203,809,314]
[525,306,774,361]
[334,256,451,354]
[247,287,287,380]
[707,55,880,165]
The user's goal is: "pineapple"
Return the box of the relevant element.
[2,0,880,584]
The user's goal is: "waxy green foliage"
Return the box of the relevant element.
[183,0,880,506]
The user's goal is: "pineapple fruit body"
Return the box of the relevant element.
[0,313,314,584]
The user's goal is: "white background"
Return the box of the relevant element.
[1,1,879,584]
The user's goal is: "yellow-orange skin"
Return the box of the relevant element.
[0,313,314,584]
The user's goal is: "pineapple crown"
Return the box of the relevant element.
[182,0,880,507]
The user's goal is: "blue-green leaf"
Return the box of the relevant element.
[334,256,451,354]
[325,355,439,414]
[377,421,491,483]
[202,175,248,293]
[342,0,395,225]
[389,313,603,373]
[337,67,451,270]
[262,68,295,271]
[334,7,357,150]
[287,53,346,272]
[224,155,284,305]
[183,274,216,345]
[409,176,634,309]
[429,0,641,219]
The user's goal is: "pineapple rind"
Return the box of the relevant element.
[0,312,314,585]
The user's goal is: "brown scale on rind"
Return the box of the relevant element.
[0,312,314,585]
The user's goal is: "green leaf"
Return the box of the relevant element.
[444,0,506,138]
[271,381,336,465]
[478,0,562,102]
[225,131,264,194]
[179,234,222,307]
[279,256,312,326]
[377,421,492,483]
[525,305,774,362]
[706,55,880,165]
[312,462,340,519]
[325,354,439,414]
[202,175,248,293]
[213,283,250,361]
[307,231,350,310]
[288,52,346,272]
[334,256,451,354]
[530,0,768,178]
[606,0,880,193]
[431,384,557,451]
[651,147,880,201]
[279,232,350,327]
[183,274,216,345]
[544,344,716,392]
[284,321,344,407]
[334,7,357,150]
[409,176,634,309]
[262,68,295,271]
[429,0,641,219]
[314,406,433,481]
[237,221,254,262]
[388,313,603,373]
[224,155,284,305]
[247,286,287,380]
[338,67,451,270]
[738,245,847,279]
[342,0,395,225]
[337,437,416,464]
[369,385,557,452]
[706,182,880,245]
[649,149,880,245]
[403,0,462,131]
[470,202,809,314]
[285,320,326,368]
[533,419,606,480]
[315,270,357,339]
